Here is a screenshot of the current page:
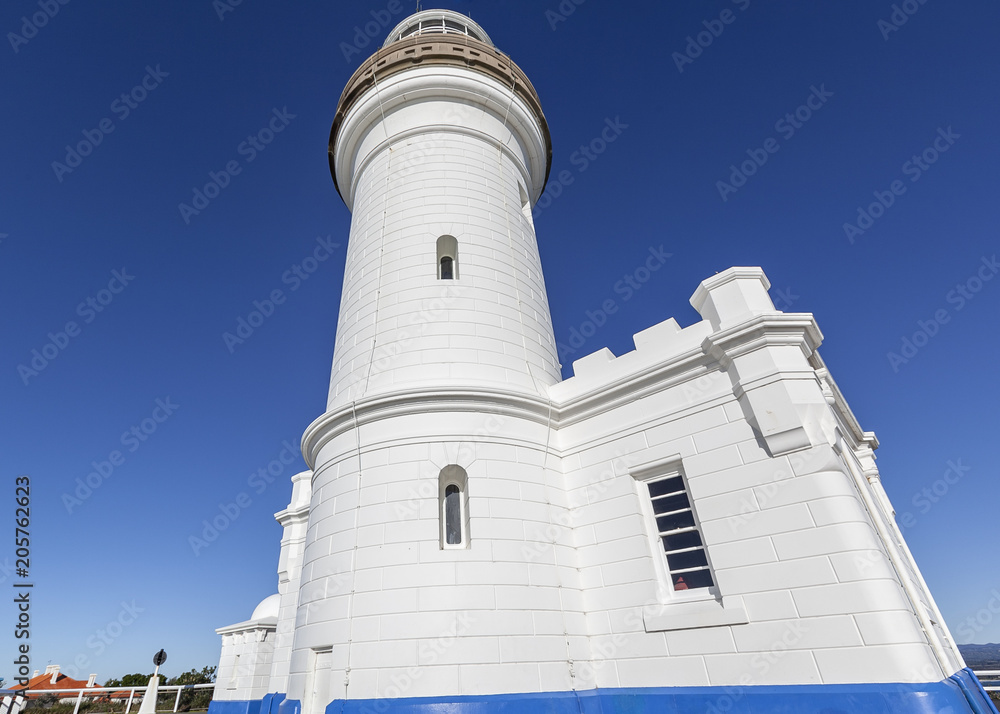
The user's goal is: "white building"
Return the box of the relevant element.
[208,10,996,714]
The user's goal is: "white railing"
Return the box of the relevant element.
[0,695,26,714]
[974,669,1000,692]
[0,684,215,714]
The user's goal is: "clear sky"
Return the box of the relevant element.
[2,0,999,683]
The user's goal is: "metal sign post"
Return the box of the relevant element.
[137,651,167,714]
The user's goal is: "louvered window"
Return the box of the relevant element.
[645,475,714,591]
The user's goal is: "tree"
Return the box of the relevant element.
[103,673,155,688]
[32,694,58,709]
[166,667,215,686]
[166,666,216,711]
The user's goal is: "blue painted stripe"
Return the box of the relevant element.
[260,693,287,714]
[221,675,1000,714]
[278,695,301,714]
[949,668,1000,714]
[207,699,261,714]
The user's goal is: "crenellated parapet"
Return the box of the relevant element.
[554,267,841,457]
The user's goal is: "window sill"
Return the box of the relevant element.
[642,595,748,633]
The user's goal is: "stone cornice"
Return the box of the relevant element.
[809,351,875,449]
[702,313,824,368]
[551,347,717,428]
[301,316,849,463]
[301,388,553,469]
[274,505,309,528]
[550,316,822,428]
[215,619,277,636]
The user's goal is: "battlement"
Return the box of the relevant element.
[553,267,786,400]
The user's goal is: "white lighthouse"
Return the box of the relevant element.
[208,9,997,714]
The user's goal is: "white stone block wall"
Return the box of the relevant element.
[545,268,964,688]
[214,633,240,700]
[326,67,560,412]
[215,628,276,701]
[290,406,586,703]
[556,410,940,687]
[267,471,313,694]
[293,325,964,700]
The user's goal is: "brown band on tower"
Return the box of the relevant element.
[328,34,552,200]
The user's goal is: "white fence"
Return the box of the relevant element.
[974,669,1000,693]
[0,684,216,714]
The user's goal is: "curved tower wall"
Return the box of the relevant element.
[326,64,560,411]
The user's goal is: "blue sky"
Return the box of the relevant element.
[2,0,999,683]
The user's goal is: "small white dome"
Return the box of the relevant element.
[251,593,280,621]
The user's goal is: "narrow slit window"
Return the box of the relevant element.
[436,235,458,279]
[444,484,461,544]
[518,183,534,227]
[645,474,714,592]
[439,465,469,549]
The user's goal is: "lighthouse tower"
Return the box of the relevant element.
[208,9,997,714]
[292,9,578,709]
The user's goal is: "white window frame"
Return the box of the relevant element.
[629,455,747,631]
[436,235,458,280]
[632,459,718,602]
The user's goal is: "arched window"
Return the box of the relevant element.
[439,465,469,548]
[437,235,458,279]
